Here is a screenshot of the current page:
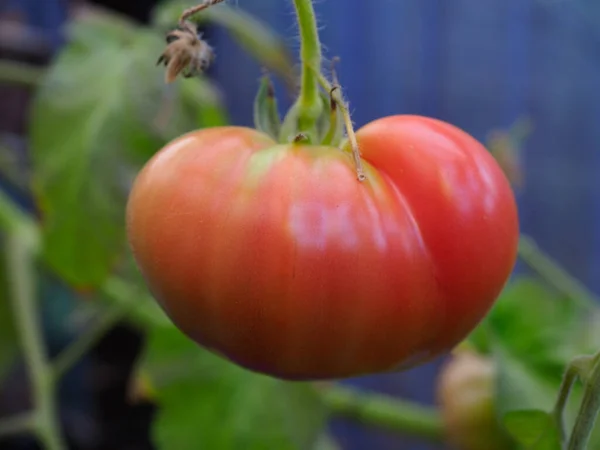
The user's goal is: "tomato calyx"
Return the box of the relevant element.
[253,74,282,141]
[158,0,368,182]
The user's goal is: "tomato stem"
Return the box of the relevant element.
[6,235,67,450]
[287,0,324,141]
[0,191,133,448]
[567,353,600,450]
[553,356,592,443]
[318,384,444,442]
[179,0,226,27]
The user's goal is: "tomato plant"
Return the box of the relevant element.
[5,1,600,450]
[126,112,519,380]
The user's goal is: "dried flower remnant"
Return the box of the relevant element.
[157,1,226,83]
[157,22,215,83]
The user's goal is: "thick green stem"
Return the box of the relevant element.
[7,235,66,450]
[567,355,600,450]
[553,356,592,442]
[319,385,444,442]
[291,0,323,137]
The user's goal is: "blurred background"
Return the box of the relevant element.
[1,0,599,449]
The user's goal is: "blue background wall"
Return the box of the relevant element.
[3,0,600,449]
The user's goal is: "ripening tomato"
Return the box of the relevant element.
[437,351,512,450]
[126,115,519,380]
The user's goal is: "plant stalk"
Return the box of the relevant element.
[6,235,66,450]
[553,356,592,442]
[291,0,323,137]
[567,355,600,450]
[318,385,444,442]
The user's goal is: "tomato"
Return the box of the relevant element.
[437,351,512,450]
[126,115,519,380]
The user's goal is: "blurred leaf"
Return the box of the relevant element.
[31,12,226,288]
[464,316,492,355]
[254,75,281,139]
[103,255,171,328]
[493,347,580,449]
[0,236,17,381]
[30,16,151,288]
[469,277,600,448]
[178,75,229,130]
[494,341,600,450]
[69,5,140,44]
[153,1,296,86]
[140,324,327,450]
[469,277,599,377]
[504,410,561,450]
[493,344,559,416]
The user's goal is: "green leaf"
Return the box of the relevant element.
[179,78,229,129]
[279,102,303,143]
[0,235,17,381]
[482,278,590,416]
[470,277,599,377]
[494,345,559,415]
[140,324,327,450]
[30,16,147,288]
[473,277,600,448]
[152,2,296,86]
[104,253,171,328]
[253,75,281,139]
[504,410,561,450]
[30,13,225,288]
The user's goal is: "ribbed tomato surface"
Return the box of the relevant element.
[126,115,519,380]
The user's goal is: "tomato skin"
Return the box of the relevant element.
[126,116,519,380]
[353,116,519,359]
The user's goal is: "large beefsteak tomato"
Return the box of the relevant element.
[126,115,519,380]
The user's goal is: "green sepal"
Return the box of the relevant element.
[279,88,344,146]
[319,88,344,146]
[253,75,281,140]
[279,102,306,144]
